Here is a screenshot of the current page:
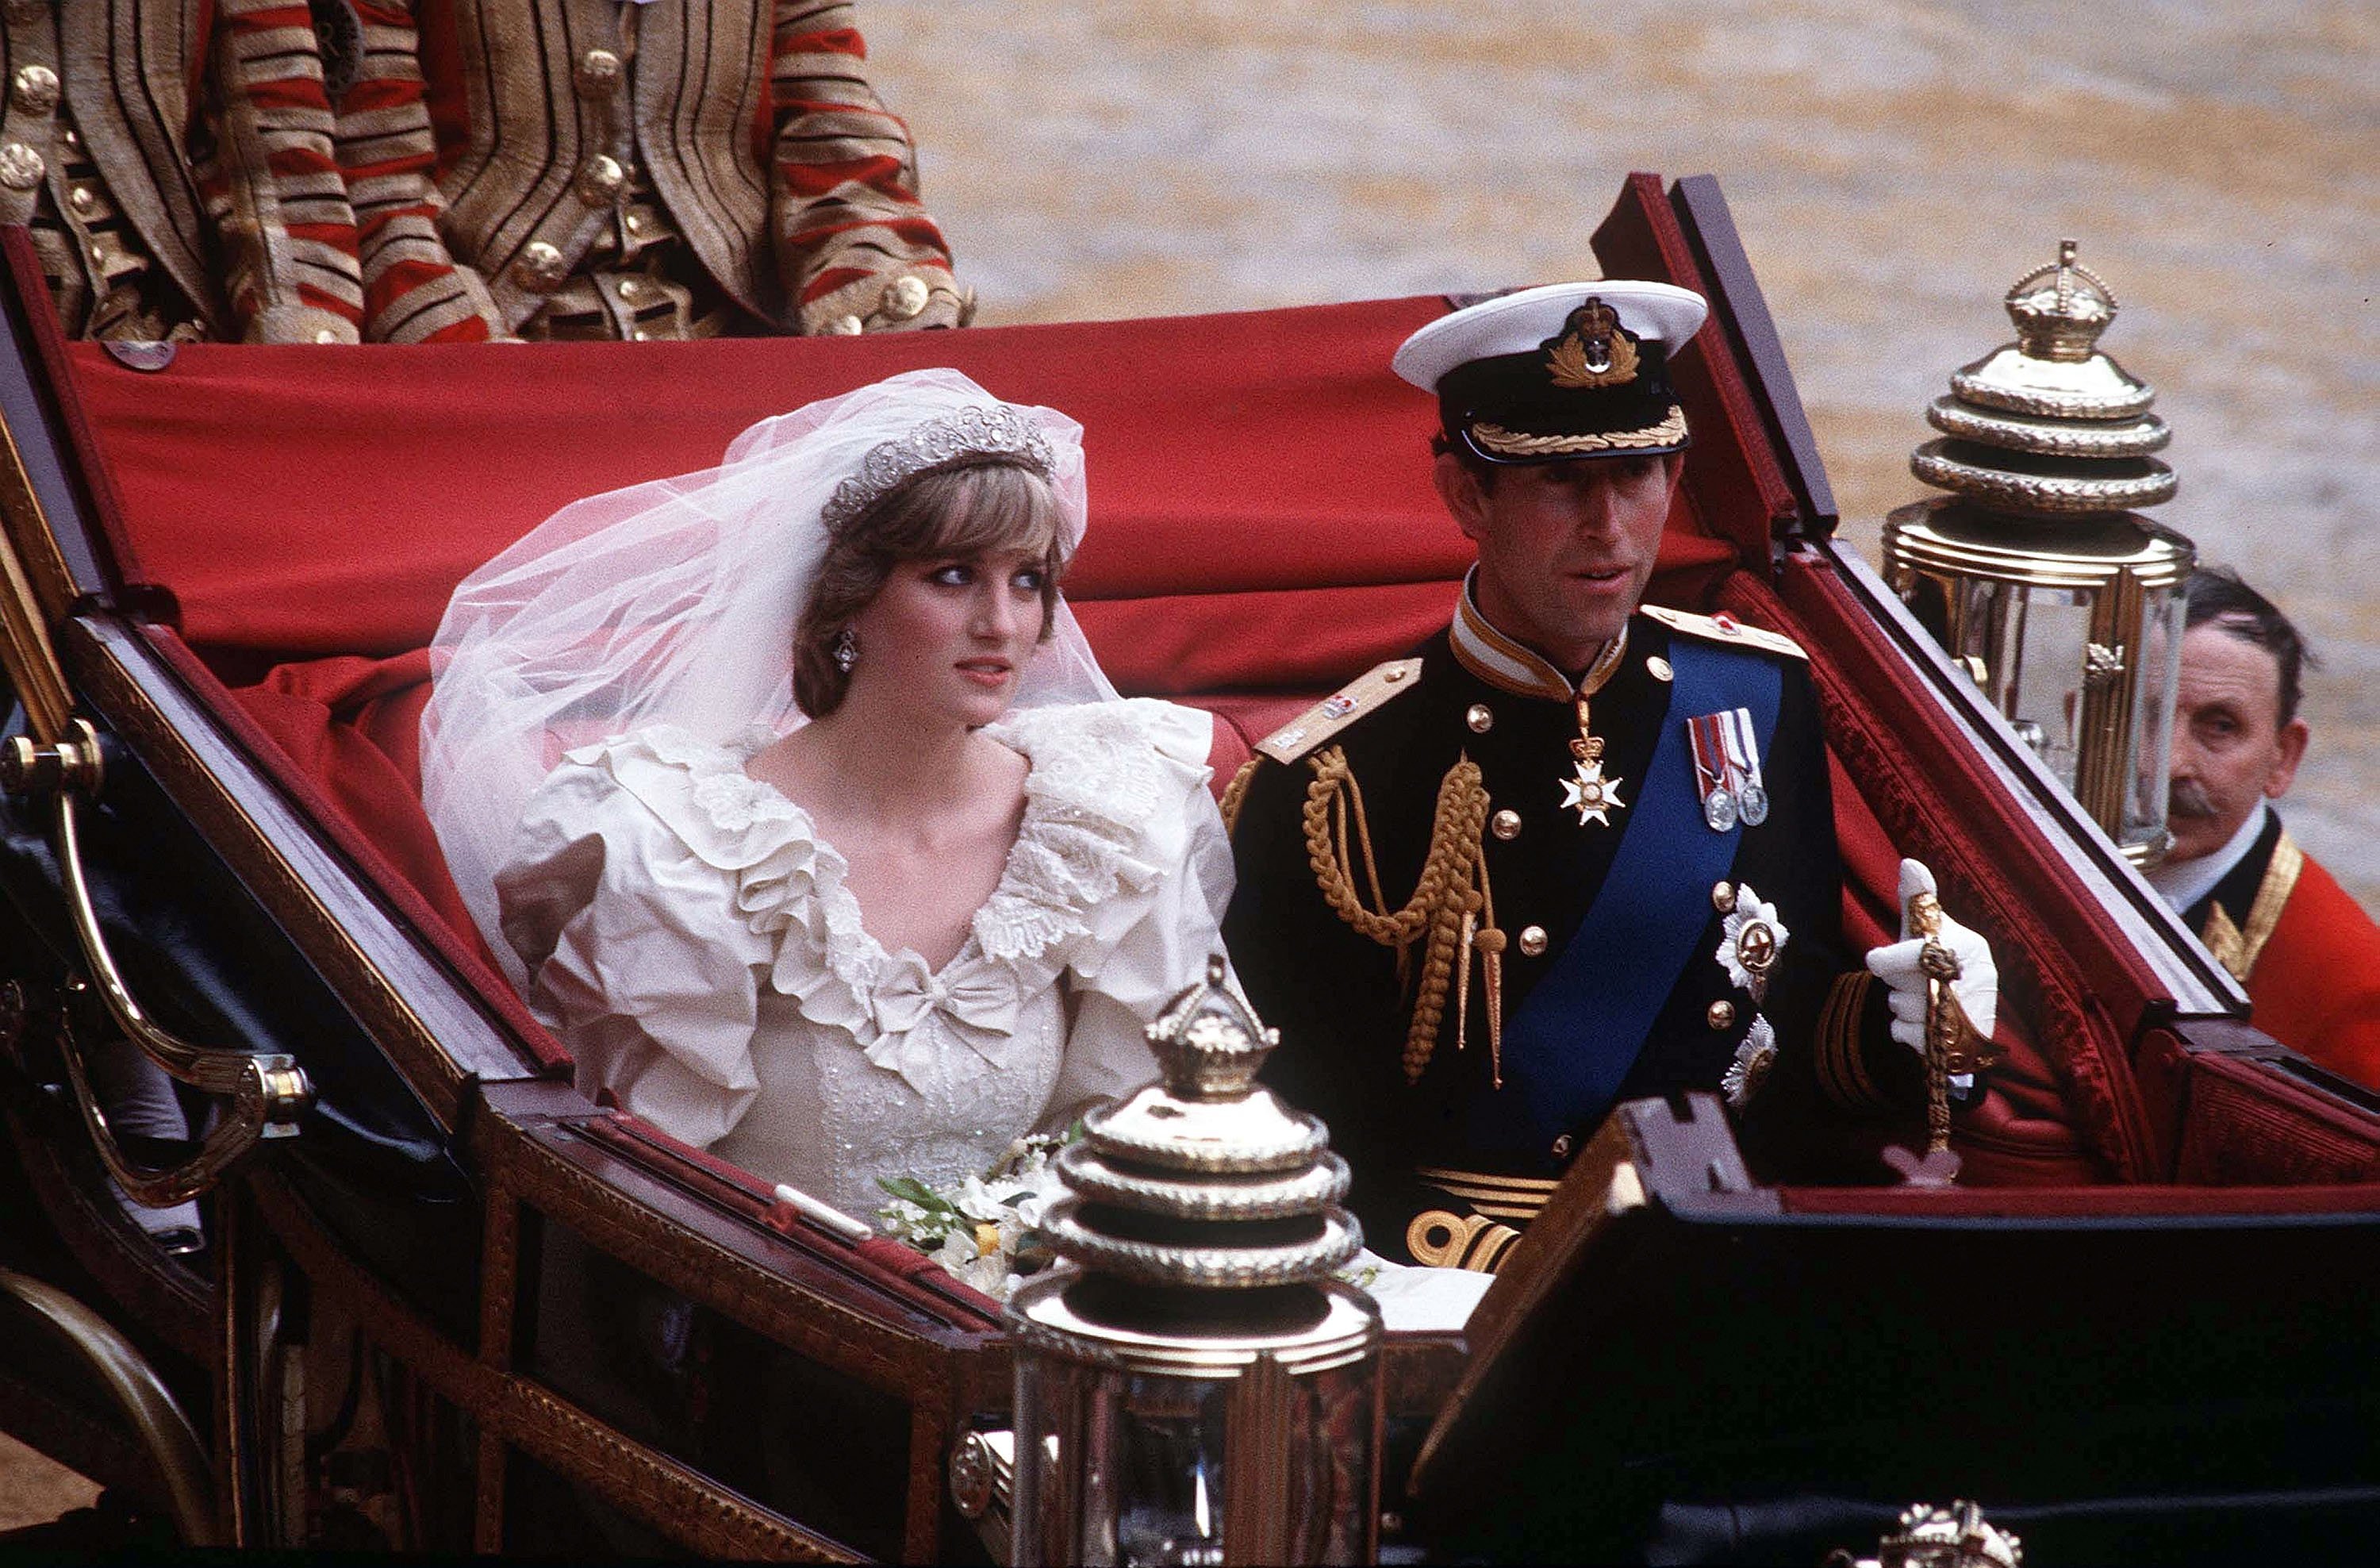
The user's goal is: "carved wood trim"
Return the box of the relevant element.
[246,1169,861,1562]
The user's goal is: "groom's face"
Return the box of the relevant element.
[1435,450,1682,671]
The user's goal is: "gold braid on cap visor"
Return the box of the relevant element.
[1470,405,1689,457]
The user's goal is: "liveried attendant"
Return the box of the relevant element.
[327,1,963,342]
[1223,283,2006,1271]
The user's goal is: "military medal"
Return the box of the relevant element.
[1689,706,1768,832]
[1558,628,1630,828]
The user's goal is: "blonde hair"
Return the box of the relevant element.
[793,459,1066,717]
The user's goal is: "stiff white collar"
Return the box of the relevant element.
[2147,800,2271,914]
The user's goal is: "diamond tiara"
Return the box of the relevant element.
[820,404,1058,535]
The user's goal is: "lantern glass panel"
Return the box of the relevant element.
[2122,585,2187,859]
[1008,1296,1381,1567]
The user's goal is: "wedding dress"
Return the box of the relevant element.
[495,701,1225,1218]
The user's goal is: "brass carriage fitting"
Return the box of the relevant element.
[1,717,105,796]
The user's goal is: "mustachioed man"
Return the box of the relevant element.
[326,1,964,342]
[1223,283,2006,1270]
[2,1,363,341]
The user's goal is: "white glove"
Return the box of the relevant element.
[1864,859,1997,1056]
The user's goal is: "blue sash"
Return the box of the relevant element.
[1468,639,1782,1155]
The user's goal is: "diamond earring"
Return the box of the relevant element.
[832,627,860,674]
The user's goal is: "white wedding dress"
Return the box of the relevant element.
[493,698,1229,1219]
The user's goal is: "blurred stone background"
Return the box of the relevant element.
[866,0,2378,903]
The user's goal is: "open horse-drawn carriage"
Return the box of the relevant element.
[2,175,2376,1562]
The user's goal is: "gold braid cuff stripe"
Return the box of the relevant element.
[1406,1209,1522,1272]
[1415,1167,1560,1224]
[1471,406,1688,456]
[1815,970,1887,1114]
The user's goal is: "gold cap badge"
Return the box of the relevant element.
[1546,298,1640,390]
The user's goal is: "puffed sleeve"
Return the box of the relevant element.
[496,759,775,1151]
[1045,701,1239,1119]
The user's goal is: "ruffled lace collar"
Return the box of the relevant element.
[574,706,1182,1090]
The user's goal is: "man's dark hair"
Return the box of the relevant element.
[1430,429,1499,489]
[2184,566,2317,728]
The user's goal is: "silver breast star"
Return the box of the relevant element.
[1560,758,1626,826]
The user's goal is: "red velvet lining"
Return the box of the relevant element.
[134,625,570,1073]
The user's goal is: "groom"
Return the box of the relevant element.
[1223,282,2000,1270]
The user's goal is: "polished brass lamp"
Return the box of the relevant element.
[1883,240,2194,864]
[1002,959,1380,1566]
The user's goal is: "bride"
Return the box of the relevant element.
[420,370,1232,1219]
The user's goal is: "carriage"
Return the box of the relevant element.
[1,174,2375,1562]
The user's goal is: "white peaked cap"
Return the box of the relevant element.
[1393,280,1710,391]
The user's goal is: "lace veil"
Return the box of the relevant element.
[421,368,1118,974]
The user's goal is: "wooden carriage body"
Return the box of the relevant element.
[0,175,2374,1562]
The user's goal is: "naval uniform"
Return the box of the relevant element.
[1224,589,1915,1268]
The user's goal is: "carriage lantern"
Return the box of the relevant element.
[1882,240,2194,865]
[995,957,1381,1566]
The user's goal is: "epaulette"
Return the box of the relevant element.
[1641,603,1807,661]
[1254,658,1425,763]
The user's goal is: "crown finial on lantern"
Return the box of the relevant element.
[1145,952,1280,1102]
[2003,237,2117,364]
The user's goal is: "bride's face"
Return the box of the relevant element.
[844,547,1050,728]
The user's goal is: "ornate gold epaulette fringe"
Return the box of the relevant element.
[1255,658,1425,763]
[1641,603,1808,661]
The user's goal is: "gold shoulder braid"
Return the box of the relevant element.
[1302,747,1501,1083]
[1219,755,1261,838]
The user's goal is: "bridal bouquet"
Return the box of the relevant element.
[877,1128,1077,1301]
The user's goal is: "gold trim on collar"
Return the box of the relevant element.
[1449,572,1629,703]
[2238,829,2303,982]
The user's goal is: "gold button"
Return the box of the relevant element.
[11,65,60,114]
[87,240,106,265]
[575,48,624,96]
[1711,881,1736,914]
[1706,1000,1736,1030]
[1465,702,1494,733]
[512,240,567,290]
[624,213,643,233]
[1647,655,1674,683]
[878,274,931,321]
[1551,1133,1573,1159]
[1384,666,1407,682]
[578,153,626,204]
[1491,809,1522,840]
[828,313,865,336]
[60,126,78,149]
[313,329,339,344]
[0,141,45,190]
[616,278,642,302]
[68,186,94,213]
[1518,924,1548,957]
